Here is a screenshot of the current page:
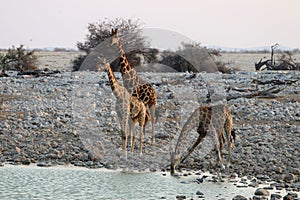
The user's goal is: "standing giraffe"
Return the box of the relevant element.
[110,29,157,144]
[130,96,151,155]
[170,103,235,176]
[104,62,150,155]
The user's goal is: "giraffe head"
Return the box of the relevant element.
[170,150,181,175]
[110,28,120,47]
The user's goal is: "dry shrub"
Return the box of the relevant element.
[0,45,38,71]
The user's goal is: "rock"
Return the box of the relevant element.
[230,173,238,179]
[262,186,274,190]
[248,181,259,187]
[22,159,31,165]
[176,195,186,199]
[270,194,281,200]
[13,155,22,163]
[196,191,204,195]
[236,185,248,188]
[232,195,248,200]
[37,162,52,167]
[86,161,93,167]
[272,182,285,190]
[283,173,297,183]
[15,146,21,154]
[256,174,270,181]
[51,141,59,148]
[254,188,270,196]
[283,193,298,200]
[270,166,283,173]
[271,174,284,182]
[295,182,300,191]
[252,196,267,200]
[73,161,85,167]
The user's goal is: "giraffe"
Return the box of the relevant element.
[129,96,151,155]
[104,62,149,155]
[110,29,157,144]
[104,62,130,153]
[170,103,235,176]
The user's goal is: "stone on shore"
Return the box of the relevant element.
[232,195,248,200]
[270,194,282,200]
[283,193,298,200]
[254,188,270,196]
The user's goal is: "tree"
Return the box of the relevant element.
[0,45,37,71]
[73,18,148,71]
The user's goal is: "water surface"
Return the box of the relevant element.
[0,165,257,199]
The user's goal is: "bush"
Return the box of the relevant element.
[72,54,87,72]
[0,45,37,71]
[161,42,218,73]
[73,18,148,71]
[206,48,237,73]
[159,50,198,72]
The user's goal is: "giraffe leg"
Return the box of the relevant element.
[130,130,133,150]
[215,142,225,171]
[121,114,128,159]
[129,120,134,149]
[224,112,233,166]
[124,114,129,156]
[130,127,134,153]
[227,127,233,163]
[180,135,205,164]
[225,128,232,164]
[119,121,125,150]
[120,128,128,160]
[149,104,156,144]
[131,127,138,153]
[139,125,144,156]
[215,144,225,182]
[121,130,127,151]
[227,135,233,163]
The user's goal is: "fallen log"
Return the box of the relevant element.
[17,69,61,77]
[228,86,258,93]
[252,79,298,85]
[226,86,284,101]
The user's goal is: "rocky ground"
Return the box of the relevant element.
[0,65,299,199]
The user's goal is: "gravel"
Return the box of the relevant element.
[0,70,299,195]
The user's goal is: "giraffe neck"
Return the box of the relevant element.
[114,36,142,92]
[106,64,120,95]
[117,40,134,74]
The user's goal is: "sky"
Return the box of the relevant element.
[0,0,300,49]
